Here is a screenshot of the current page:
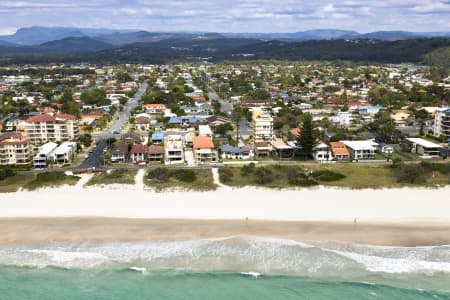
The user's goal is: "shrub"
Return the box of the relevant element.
[174,169,197,183]
[394,164,428,184]
[219,168,234,183]
[0,167,15,181]
[254,167,274,184]
[240,162,256,176]
[147,168,171,182]
[311,170,346,181]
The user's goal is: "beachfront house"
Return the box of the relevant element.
[313,141,333,161]
[33,142,58,168]
[405,138,443,157]
[53,141,77,165]
[220,144,252,160]
[148,145,164,162]
[129,144,147,164]
[329,142,350,160]
[192,136,217,163]
[341,140,378,160]
[111,141,129,163]
[164,135,184,164]
[151,132,164,144]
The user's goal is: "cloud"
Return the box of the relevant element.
[0,0,449,34]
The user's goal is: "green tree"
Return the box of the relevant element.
[296,113,316,159]
[231,104,245,143]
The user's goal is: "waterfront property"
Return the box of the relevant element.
[192,136,217,163]
[33,142,58,169]
[341,140,378,160]
[0,133,31,166]
[406,138,443,157]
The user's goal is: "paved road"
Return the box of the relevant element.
[74,81,148,170]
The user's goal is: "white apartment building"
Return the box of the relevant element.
[54,142,77,165]
[252,109,273,143]
[0,133,31,166]
[33,142,58,169]
[164,135,184,164]
[433,108,450,141]
[25,114,79,149]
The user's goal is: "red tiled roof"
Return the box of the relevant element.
[148,145,164,155]
[56,114,77,121]
[192,136,214,149]
[330,142,346,148]
[130,144,147,154]
[26,114,55,123]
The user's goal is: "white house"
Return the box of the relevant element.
[342,140,378,160]
[53,142,77,165]
[164,135,184,165]
[33,142,58,168]
[313,141,333,161]
[406,138,443,157]
[331,111,352,126]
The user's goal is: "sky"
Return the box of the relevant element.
[0,0,449,35]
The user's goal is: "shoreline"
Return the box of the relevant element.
[1,218,450,247]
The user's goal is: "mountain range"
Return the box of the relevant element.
[0,26,449,65]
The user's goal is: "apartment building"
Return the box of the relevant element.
[33,142,58,169]
[164,135,184,165]
[54,142,77,165]
[433,108,450,141]
[341,140,378,160]
[0,132,31,166]
[25,114,79,149]
[252,109,273,143]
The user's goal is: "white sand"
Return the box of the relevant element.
[0,180,449,222]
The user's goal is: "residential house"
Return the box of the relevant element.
[206,115,231,128]
[406,138,443,157]
[111,141,129,163]
[33,142,58,168]
[342,140,378,160]
[220,144,252,159]
[130,144,147,164]
[143,104,166,115]
[53,142,77,165]
[313,141,333,161]
[164,135,184,164]
[192,136,217,163]
[135,115,151,131]
[391,110,412,127]
[271,139,295,158]
[0,132,31,166]
[329,142,350,160]
[148,145,164,162]
[121,132,143,144]
[331,111,352,126]
[254,142,271,157]
[151,132,164,144]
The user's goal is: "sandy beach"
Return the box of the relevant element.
[0,173,449,246]
[1,218,450,246]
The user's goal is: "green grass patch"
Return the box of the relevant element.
[145,168,216,191]
[219,162,450,189]
[0,173,34,193]
[24,172,80,191]
[86,169,137,186]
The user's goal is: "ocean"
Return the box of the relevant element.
[1,237,449,299]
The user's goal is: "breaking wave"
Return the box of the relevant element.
[0,236,449,277]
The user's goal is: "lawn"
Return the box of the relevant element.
[24,172,80,191]
[86,169,137,186]
[144,168,216,192]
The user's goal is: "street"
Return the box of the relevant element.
[74,81,148,170]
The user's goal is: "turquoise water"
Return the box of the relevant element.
[0,237,449,299]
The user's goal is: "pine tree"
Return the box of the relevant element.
[296,113,315,159]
